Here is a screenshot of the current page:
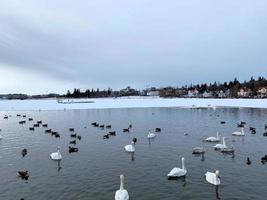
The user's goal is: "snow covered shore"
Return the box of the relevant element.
[0,97,266,111]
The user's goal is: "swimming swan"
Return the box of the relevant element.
[205,170,221,186]
[50,146,62,160]
[115,174,129,200]
[167,157,187,178]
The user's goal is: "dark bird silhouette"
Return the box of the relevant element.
[132,138,137,144]
[123,128,130,132]
[18,171,29,180]
[69,140,76,145]
[246,157,251,165]
[69,146,79,153]
[109,131,116,136]
[103,134,109,139]
[70,133,77,138]
[155,128,161,132]
[21,149,27,157]
[45,129,52,133]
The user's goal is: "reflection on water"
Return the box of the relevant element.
[0,107,267,199]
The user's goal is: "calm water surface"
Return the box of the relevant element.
[0,107,267,200]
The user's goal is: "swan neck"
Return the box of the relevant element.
[222,137,226,146]
[182,158,185,170]
[120,176,124,190]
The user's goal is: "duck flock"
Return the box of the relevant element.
[1,111,267,200]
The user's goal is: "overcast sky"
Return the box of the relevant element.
[0,0,266,94]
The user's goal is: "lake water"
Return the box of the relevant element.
[0,107,267,200]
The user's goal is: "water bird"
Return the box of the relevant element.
[99,124,105,128]
[214,137,227,150]
[50,146,62,160]
[123,128,130,132]
[246,157,251,165]
[69,128,75,132]
[21,148,27,157]
[106,125,111,129]
[28,118,33,121]
[205,170,220,186]
[220,121,226,124]
[192,147,205,154]
[45,129,52,133]
[77,135,81,140]
[147,131,156,139]
[51,131,58,136]
[261,155,267,163]
[4,115,8,119]
[250,127,256,134]
[29,127,34,131]
[232,127,245,136]
[37,120,42,124]
[184,133,188,136]
[115,174,129,200]
[22,115,26,118]
[16,114,21,117]
[69,146,79,153]
[69,140,76,145]
[249,127,255,131]
[91,122,98,126]
[265,124,267,130]
[109,131,116,136]
[205,132,220,142]
[70,133,77,138]
[129,124,132,129]
[18,171,29,180]
[19,120,26,124]
[124,138,137,152]
[33,124,39,127]
[92,122,99,127]
[103,134,109,139]
[42,124,48,127]
[167,157,187,178]
[54,133,60,138]
[263,132,267,137]
[155,128,161,132]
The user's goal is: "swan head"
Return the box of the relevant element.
[215,170,220,177]
[132,138,137,144]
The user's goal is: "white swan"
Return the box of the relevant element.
[214,137,227,150]
[167,157,187,178]
[205,170,221,186]
[50,146,62,160]
[205,132,220,142]
[232,127,245,136]
[115,174,129,200]
[147,131,156,139]
[124,141,135,153]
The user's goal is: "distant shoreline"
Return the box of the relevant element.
[0,97,267,111]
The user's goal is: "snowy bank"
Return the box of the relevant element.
[0,97,267,111]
